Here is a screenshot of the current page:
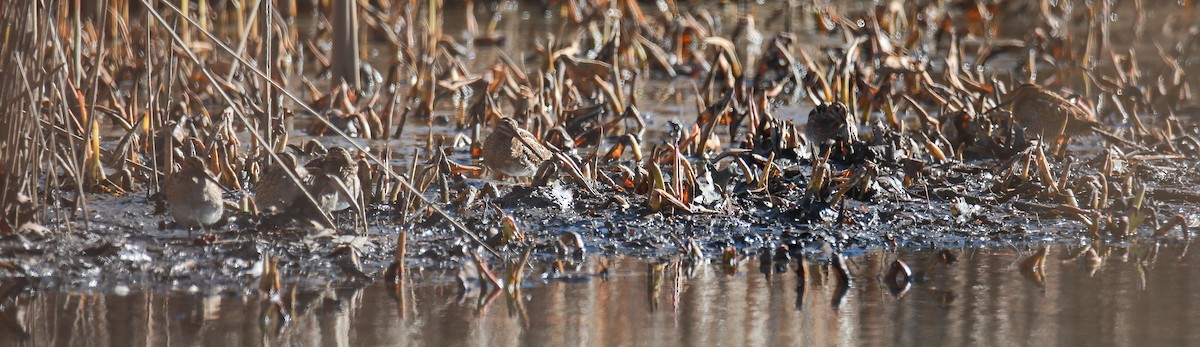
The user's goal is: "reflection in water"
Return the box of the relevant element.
[3,242,1200,345]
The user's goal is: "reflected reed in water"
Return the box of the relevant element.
[1,241,1197,346]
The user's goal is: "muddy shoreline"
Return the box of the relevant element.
[5,152,1195,292]
[3,0,1200,295]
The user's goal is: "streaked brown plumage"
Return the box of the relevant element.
[753,33,796,92]
[482,117,552,178]
[302,170,344,214]
[1004,84,1100,137]
[805,102,859,146]
[253,152,309,215]
[732,15,763,72]
[165,156,224,229]
[304,147,361,212]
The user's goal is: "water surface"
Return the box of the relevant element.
[2,241,1195,346]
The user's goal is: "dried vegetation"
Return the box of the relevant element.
[0,0,1198,290]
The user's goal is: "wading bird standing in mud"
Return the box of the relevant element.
[806,101,859,148]
[303,147,362,214]
[253,152,309,215]
[1004,84,1101,139]
[482,117,552,179]
[165,156,225,230]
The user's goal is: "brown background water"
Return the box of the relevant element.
[2,241,1196,346]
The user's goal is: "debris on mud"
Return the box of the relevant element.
[1,0,1199,291]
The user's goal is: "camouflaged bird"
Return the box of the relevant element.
[303,147,361,213]
[482,117,552,178]
[253,152,310,215]
[1003,84,1101,138]
[165,156,224,229]
[805,102,859,146]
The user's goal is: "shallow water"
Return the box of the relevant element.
[2,240,1195,346]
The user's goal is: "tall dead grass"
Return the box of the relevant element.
[1,1,52,233]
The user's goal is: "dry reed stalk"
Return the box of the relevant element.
[2,0,54,232]
[331,0,360,89]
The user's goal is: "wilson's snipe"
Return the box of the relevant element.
[753,33,796,92]
[1004,84,1100,138]
[482,117,552,178]
[304,147,361,212]
[254,152,309,215]
[732,15,763,72]
[805,102,859,146]
[302,171,344,214]
[165,156,224,229]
